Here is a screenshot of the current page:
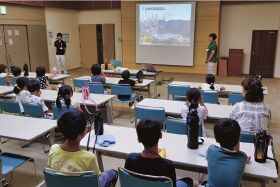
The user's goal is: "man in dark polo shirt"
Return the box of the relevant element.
[54,33,67,74]
[206,33,218,75]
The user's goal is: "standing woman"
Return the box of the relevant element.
[206,33,218,75]
[54,33,67,74]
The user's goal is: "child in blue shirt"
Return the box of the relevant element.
[91,64,106,84]
[206,118,250,187]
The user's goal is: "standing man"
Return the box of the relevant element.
[206,33,218,75]
[54,33,67,74]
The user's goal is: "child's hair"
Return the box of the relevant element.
[136,119,162,147]
[121,70,130,80]
[0,64,7,74]
[11,67,22,77]
[57,110,87,141]
[57,32,62,38]
[14,77,27,94]
[241,76,264,103]
[56,85,73,108]
[214,118,240,150]
[186,88,201,108]
[36,66,46,77]
[91,64,101,76]
[206,74,215,90]
[209,33,217,40]
[27,79,41,93]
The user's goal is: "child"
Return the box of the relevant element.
[56,84,80,109]
[48,110,118,187]
[14,77,30,113]
[206,118,250,187]
[27,79,51,113]
[0,64,8,77]
[11,67,22,77]
[91,64,106,84]
[125,119,193,187]
[181,88,208,137]
[36,66,54,89]
[201,74,225,91]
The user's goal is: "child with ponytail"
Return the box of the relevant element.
[56,85,80,109]
[14,77,30,113]
[201,74,225,91]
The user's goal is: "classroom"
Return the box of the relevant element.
[0,0,279,187]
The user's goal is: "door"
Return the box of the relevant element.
[79,24,98,68]
[27,25,49,71]
[4,25,30,68]
[250,30,277,77]
[0,26,6,65]
[102,24,115,63]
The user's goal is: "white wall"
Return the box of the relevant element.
[44,8,81,70]
[220,3,280,77]
[78,10,122,61]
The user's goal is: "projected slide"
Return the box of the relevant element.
[139,4,192,46]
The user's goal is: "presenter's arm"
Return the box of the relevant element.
[206,50,215,63]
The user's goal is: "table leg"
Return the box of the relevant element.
[48,130,55,146]
[261,180,267,187]
[106,103,113,125]
[96,150,104,172]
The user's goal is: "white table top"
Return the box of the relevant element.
[40,89,115,106]
[21,72,70,81]
[103,69,158,76]
[169,81,269,95]
[0,114,56,141]
[137,98,233,119]
[0,86,13,95]
[80,125,278,181]
[76,76,154,88]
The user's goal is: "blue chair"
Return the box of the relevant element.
[111,84,139,104]
[166,118,203,137]
[228,92,244,105]
[119,167,172,187]
[86,82,105,94]
[167,84,190,101]
[201,91,219,104]
[110,60,122,67]
[73,79,89,91]
[134,105,165,128]
[22,103,45,118]
[240,133,255,143]
[44,168,99,187]
[0,100,21,115]
[0,77,5,85]
[1,151,37,186]
[51,104,76,120]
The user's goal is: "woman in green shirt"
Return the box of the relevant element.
[206,33,218,75]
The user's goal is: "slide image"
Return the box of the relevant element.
[139,4,192,46]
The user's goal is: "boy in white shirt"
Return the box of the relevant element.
[200,74,225,91]
[181,88,208,137]
[27,79,50,113]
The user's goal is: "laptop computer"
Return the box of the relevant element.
[141,63,158,72]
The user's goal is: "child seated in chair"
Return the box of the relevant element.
[56,84,80,110]
[181,88,208,137]
[48,110,118,187]
[36,66,55,89]
[206,118,250,187]
[0,64,8,77]
[11,66,22,78]
[27,79,51,113]
[125,119,193,187]
[14,77,30,113]
[200,74,225,91]
[91,64,106,84]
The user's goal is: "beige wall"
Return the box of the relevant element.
[0,4,45,25]
[78,10,122,61]
[220,3,280,78]
[44,8,81,71]
[121,1,220,74]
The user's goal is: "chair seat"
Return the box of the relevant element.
[172,96,186,101]
[114,93,139,103]
[1,153,32,175]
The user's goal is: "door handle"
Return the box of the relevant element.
[252,52,255,55]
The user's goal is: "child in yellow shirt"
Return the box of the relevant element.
[48,110,118,187]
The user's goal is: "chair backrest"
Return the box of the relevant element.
[22,102,45,118]
[0,77,5,86]
[86,82,105,94]
[167,85,190,100]
[110,60,122,67]
[228,92,244,105]
[240,133,255,143]
[73,79,89,91]
[0,100,21,114]
[44,168,99,187]
[119,168,172,187]
[135,105,165,126]
[51,104,76,120]
[111,84,132,96]
[166,118,203,137]
[201,91,219,104]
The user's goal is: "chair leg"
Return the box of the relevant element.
[32,160,39,185]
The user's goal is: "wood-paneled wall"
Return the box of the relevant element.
[121,1,220,74]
